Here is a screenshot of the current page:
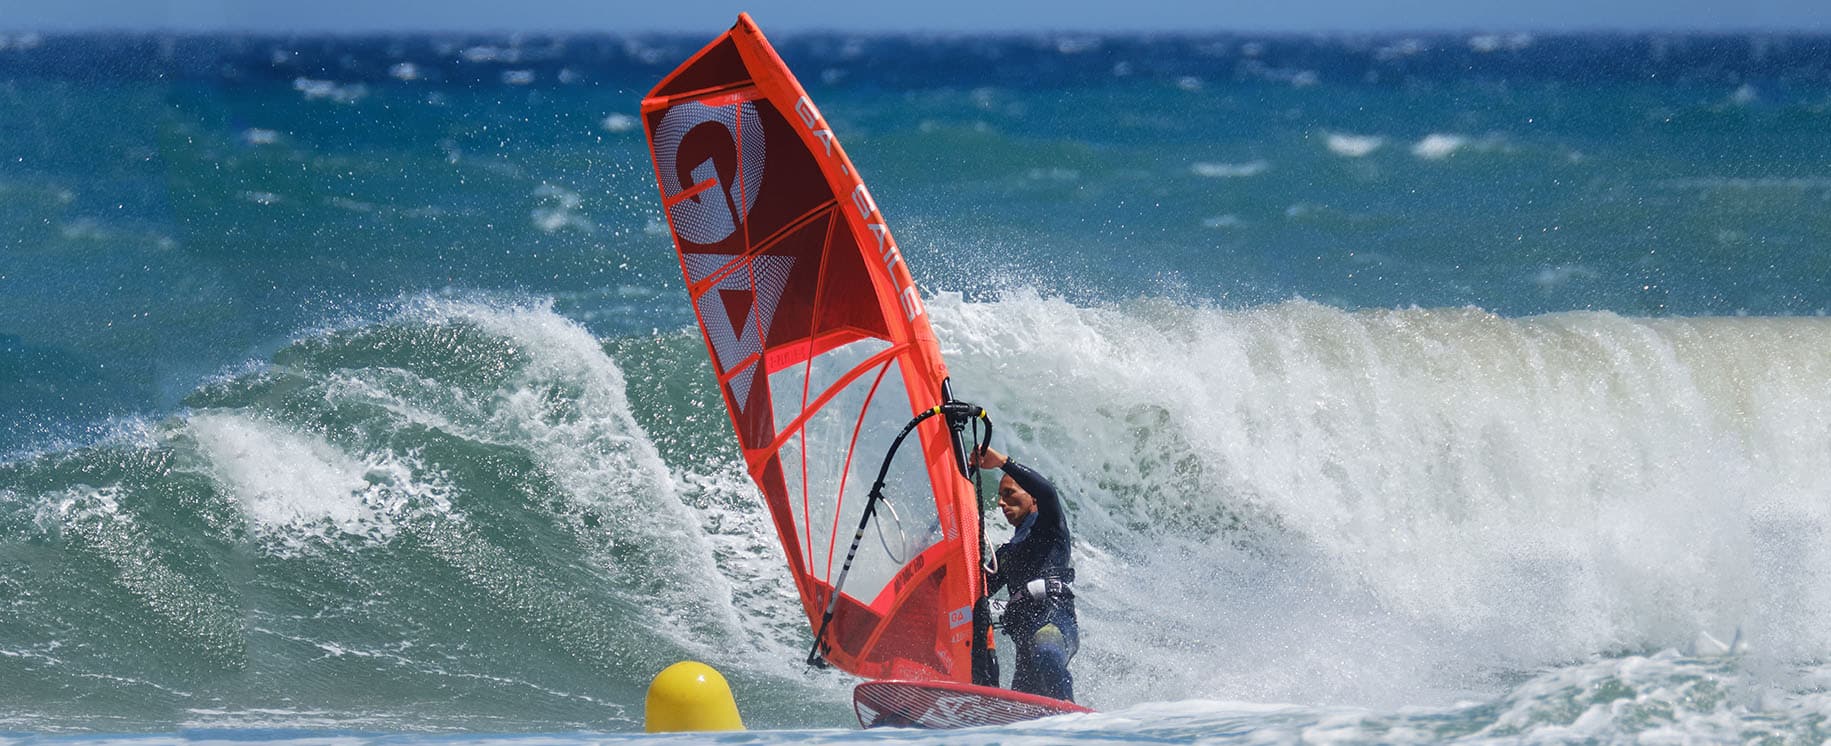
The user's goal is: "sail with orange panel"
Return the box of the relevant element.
[641,13,994,684]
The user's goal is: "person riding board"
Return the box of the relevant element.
[974,445,1079,702]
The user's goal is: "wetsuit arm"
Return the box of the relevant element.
[1002,461,1067,535]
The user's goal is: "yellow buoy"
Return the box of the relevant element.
[644,660,745,732]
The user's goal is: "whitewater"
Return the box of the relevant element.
[7,293,1831,742]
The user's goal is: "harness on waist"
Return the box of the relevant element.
[1020,567,1076,601]
[991,567,1076,630]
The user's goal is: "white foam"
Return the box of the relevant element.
[530,183,593,234]
[460,45,515,63]
[1238,58,1321,88]
[1463,652,1792,742]
[599,113,637,133]
[57,218,109,241]
[1376,38,1429,60]
[185,411,448,551]
[1412,133,1468,159]
[0,33,42,51]
[1325,133,1384,157]
[327,196,376,213]
[1470,33,1535,53]
[1191,160,1269,178]
[1469,35,1505,53]
[926,292,1831,708]
[189,412,373,530]
[291,78,367,105]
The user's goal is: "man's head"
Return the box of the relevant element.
[997,474,1036,527]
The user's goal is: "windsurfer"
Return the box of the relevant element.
[976,445,1079,703]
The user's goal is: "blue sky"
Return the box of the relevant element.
[2,0,1827,33]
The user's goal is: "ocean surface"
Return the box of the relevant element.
[4,26,1831,744]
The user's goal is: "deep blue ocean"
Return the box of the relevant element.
[3,27,1831,743]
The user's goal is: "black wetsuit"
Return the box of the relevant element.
[986,460,1079,702]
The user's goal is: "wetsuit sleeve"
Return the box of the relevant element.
[1002,461,1067,536]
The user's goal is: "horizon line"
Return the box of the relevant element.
[4,24,1828,36]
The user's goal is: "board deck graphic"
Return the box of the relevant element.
[854,679,1094,729]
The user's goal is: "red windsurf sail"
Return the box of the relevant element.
[643,14,983,682]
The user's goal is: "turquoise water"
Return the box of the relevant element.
[3,30,1831,741]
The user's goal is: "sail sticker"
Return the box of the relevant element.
[688,253,796,410]
[654,100,766,250]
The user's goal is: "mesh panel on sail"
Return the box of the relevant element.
[788,356,942,602]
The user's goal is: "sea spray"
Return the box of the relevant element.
[930,292,1831,709]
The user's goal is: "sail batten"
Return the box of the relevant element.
[644,13,982,682]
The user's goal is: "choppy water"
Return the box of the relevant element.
[3,27,1831,743]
